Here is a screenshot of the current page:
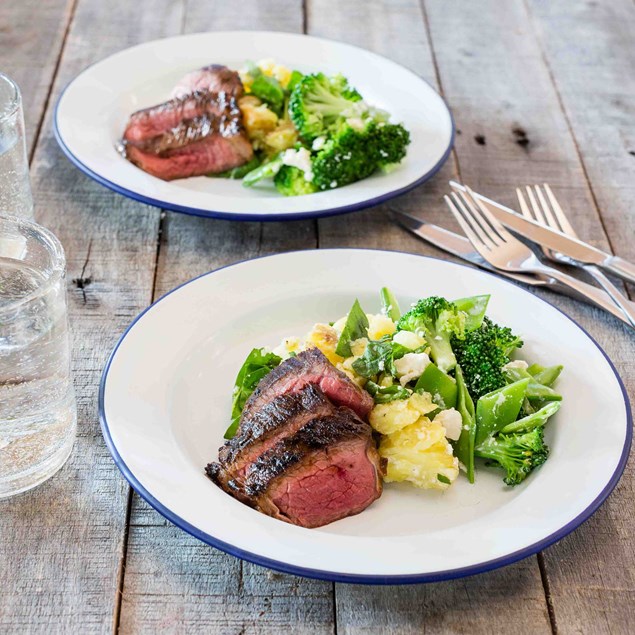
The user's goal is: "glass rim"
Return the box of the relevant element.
[0,72,21,124]
[0,213,66,315]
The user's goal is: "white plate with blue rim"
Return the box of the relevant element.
[54,31,453,221]
[99,249,631,583]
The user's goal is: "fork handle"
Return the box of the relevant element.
[603,256,635,286]
[537,267,635,328]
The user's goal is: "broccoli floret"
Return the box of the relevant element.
[311,120,410,191]
[288,72,362,141]
[273,165,318,196]
[397,296,466,373]
[452,317,523,400]
[475,427,549,486]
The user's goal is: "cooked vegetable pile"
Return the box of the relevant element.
[226,290,563,489]
[218,59,410,196]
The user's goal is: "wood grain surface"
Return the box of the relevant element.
[0,0,633,633]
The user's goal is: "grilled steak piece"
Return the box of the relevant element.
[171,64,244,100]
[242,348,374,422]
[243,412,382,528]
[124,132,253,180]
[215,384,336,483]
[120,64,251,180]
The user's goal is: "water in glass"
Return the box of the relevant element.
[0,216,76,498]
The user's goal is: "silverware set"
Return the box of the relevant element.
[393,182,635,328]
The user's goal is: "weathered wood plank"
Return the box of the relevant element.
[0,0,75,155]
[0,0,183,631]
[118,3,333,633]
[307,0,553,631]
[519,1,635,632]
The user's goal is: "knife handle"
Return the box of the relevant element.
[544,268,634,327]
[604,256,635,286]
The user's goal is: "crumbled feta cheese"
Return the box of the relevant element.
[393,330,426,350]
[435,408,463,441]
[312,136,326,151]
[330,180,338,188]
[346,117,365,131]
[394,352,431,386]
[503,359,529,370]
[281,147,313,182]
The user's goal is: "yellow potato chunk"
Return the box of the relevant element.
[264,121,299,154]
[238,96,278,141]
[305,323,343,366]
[380,419,459,490]
[336,356,366,388]
[367,313,396,340]
[369,392,437,435]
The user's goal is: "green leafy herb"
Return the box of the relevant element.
[251,74,285,114]
[437,474,451,485]
[335,299,369,357]
[352,339,396,378]
[225,348,282,439]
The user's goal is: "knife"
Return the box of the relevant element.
[449,180,635,285]
[392,210,635,326]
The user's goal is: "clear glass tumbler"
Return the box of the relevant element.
[0,73,34,218]
[0,214,76,498]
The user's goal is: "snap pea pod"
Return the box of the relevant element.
[504,367,562,402]
[453,294,490,331]
[500,402,561,434]
[475,378,530,446]
[527,364,564,387]
[454,365,476,483]
[414,362,457,409]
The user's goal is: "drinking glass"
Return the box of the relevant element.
[0,73,34,218]
[0,214,76,498]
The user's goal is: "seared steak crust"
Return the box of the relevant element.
[242,348,374,421]
[171,64,244,100]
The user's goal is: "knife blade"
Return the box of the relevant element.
[449,180,635,284]
[392,210,634,326]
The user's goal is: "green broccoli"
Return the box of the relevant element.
[311,120,410,191]
[289,72,362,141]
[475,427,549,486]
[273,165,318,196]
[397,296,466,373]
[452,316,523,401]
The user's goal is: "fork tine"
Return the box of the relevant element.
[444,195,491,251]
[452,192,494,249]
[516,188,533,220]
[463,186,510,241]
[534,185,558,228]
[451,192,498,249]
[543,184,578,237]
[525,186,547,224]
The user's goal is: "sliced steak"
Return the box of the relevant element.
[243,412,383,528]
[124,131,253,180]
[171,64,244,100]
[209,385,337,497]
[242,348,374,422]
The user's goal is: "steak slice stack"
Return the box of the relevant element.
[207,349,383,528]
[120,65,253,180]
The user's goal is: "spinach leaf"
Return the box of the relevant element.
[365,381,411,404]
[335,299,369,357]
[352,339,396,378]
[225,348,282,439]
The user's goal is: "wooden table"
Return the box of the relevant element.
[2,1,634,632]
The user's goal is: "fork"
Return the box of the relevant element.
[444,187,635,327]
[516,184,635,327]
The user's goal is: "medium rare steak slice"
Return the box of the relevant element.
[208,385,337,497]
[122,91,248,156]
[242,348,374,422]
[171,64,244,100]
[243,412,383,528]
[124,131,253,180]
